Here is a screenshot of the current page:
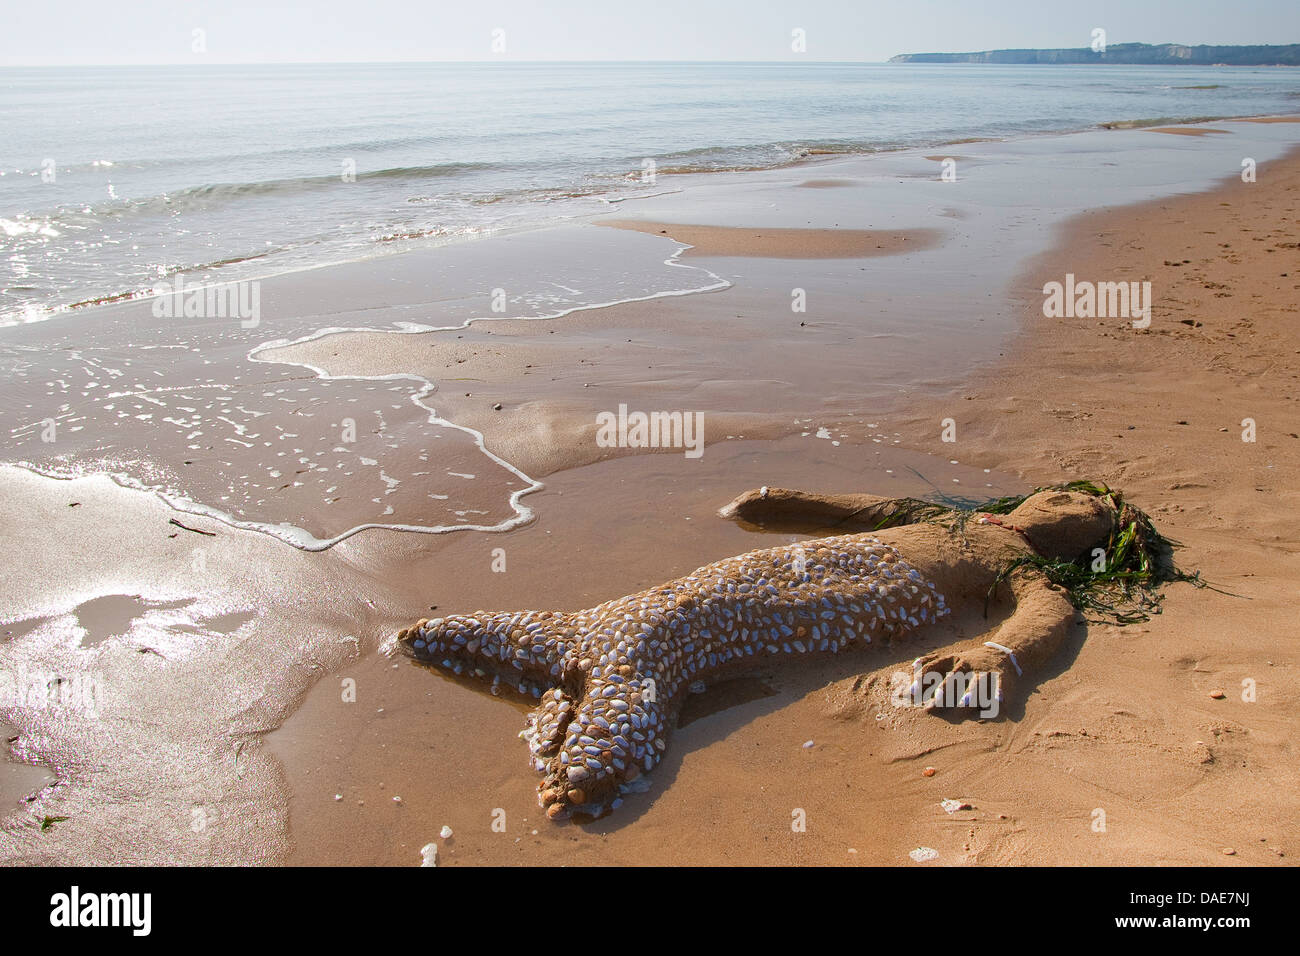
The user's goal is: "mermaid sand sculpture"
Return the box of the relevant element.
[397,483,1173,820]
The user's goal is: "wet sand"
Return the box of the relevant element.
[1145,127,1230,136]
[597,221,943,258]
[268,437,1021,866]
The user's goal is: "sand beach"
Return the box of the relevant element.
[2,114,1298,867]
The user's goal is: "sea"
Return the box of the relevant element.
[3,61,1298,325]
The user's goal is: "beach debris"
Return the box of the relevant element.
[1222,847,1236,856]
[909,847,939,863]
[440,825,453,840]
[168,517,215,536]
[420,843,438,867]
[1209,689,1226,699]
[802,740,815,749]
[39,815,69,832]
[941,799,973,814]
[493,403,502,411]
[392,795,403,804]
[922,766,937,777]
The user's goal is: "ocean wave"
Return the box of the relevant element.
[1096,114,1241,129]
[32,161,502,224]
[0,217,61,238]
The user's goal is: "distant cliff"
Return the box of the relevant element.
[889,43,1300,66]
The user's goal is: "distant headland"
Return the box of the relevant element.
[889,43,1300,66]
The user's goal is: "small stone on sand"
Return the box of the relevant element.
[909,846,939,863]
[1209,689,1226,699]
[440,825,453,839]
[922,767,937,777]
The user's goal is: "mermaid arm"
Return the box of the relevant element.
[910,568,1075,716]
[719,486,936,531]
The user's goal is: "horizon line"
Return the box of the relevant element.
[1,58,897,68]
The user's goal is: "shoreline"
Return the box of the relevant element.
[9,111,1300,331]
[2,118,1298,866]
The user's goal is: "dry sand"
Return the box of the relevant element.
[874,144,1300,864]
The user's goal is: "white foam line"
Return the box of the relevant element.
[231,233,730,549]
[12,234,731,552]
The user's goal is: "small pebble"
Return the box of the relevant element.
[922,767,937,777]
[1209,689,1226,699]
[393,795,403,804]
[440,825,453,840]
[802,740,815,749]
[1222,847,1236,856]
[909,846,939,863]
[941,799,973,814]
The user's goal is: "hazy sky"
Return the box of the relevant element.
[3,0,1298,66]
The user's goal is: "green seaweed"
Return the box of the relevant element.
[925,479,1205,625]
